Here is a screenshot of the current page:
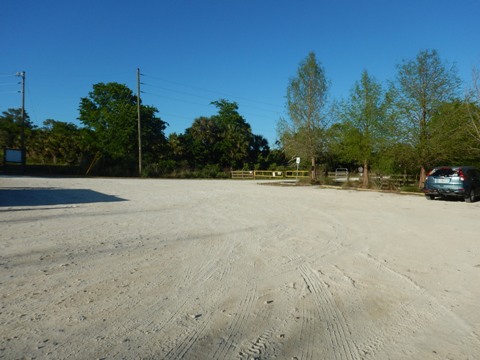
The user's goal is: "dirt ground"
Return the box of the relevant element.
[1,176,480,360]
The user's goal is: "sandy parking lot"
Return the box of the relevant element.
[1,176,480,359]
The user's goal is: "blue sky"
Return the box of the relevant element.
[1,0,479,145]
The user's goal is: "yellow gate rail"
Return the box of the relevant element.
[285,170,309,178]
[253,170,283,179]
[231,170,254,179]
[231,170,309,179]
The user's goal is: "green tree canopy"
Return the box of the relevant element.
[31,119,83,165]
[429,101,480,167]
[390,49,461,185]
[0,108,33,149]
[335,70,389,186]
[78,82,167,175]
[211,99,253,169]
[466,67,480,153]
[182,99,259,171]
[277,52,329,178]
[79,82,140,161]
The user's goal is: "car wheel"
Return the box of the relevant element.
[425,194,435,200]
[465,188,476,203]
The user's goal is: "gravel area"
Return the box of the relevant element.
[1,176,480,359]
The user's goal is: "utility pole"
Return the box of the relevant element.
[137,68,142,176]
[16,71,26,172]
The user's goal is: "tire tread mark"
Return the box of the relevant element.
[300,263,361,360]
[100,240,231,357]
[163,316,211,360]
[354,253,457,357]
[212,284,257,360]
[238,328,274,360]
[300,293,316,360]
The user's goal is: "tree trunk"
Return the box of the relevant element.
[362,160,369,188]
[418,166,426,189]
[311,157,316,180]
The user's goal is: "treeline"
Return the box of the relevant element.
[278,49,480,187]
[0,83,285,177]
[1,49,479,184]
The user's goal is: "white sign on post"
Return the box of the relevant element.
[295,157,300,179]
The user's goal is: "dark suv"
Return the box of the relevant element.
[423,166,480,202]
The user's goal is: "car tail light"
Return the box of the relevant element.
[425,169,433,181]
[458,169,465,181]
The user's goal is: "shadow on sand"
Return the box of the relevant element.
[0,187,126,207]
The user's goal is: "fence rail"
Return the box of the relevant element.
[254,170,284,179]
[232,170,418,188]
[231,170,254,179]
[231,170,309,180]
[372,174,418,190]
[285,170,310,178]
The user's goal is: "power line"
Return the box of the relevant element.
[157,111,194,121]
[141,78,282,116]
[0,74,23,114]
[143,81,281,116]
[142,73,280,109]
[142,91,211,108]
[143,90,279,122]
[142,82,214,102]
[139,73,283,140]
[25,81,38,125]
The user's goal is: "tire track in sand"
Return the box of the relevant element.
[351,252,474,358]
[238,328,275,360]
[152,248,235,357]
[211,235,262,359]
[299,263,361,360]
[162,315,212,360]
[209,284,257,360]
[93,233,235,359]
